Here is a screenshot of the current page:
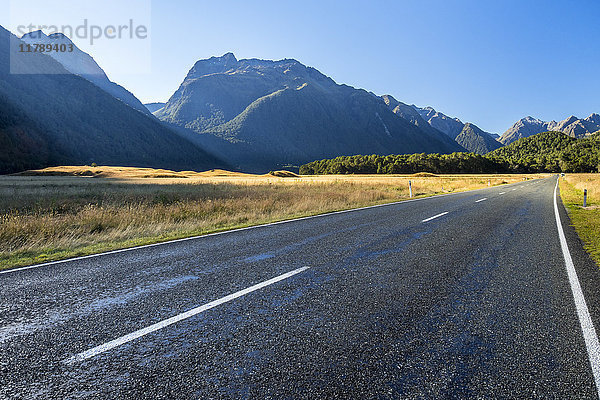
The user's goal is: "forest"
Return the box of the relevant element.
[299,131,600,175]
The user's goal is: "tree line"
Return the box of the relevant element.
[300,131,600,175]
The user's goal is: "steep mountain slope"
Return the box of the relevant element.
[500,114,600,144]
[383,100,500,153]
[381,95,466,151]
[0,94,57,173]
[412,106,465,140]
[0,25,223,174]
[20,30,151,116]
[499,116,554,145]
[156,53,465,172]
[455,123,503,154]
[547,114,600,137]
[410,105,502,153]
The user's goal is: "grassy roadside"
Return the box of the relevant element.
[0,170,543,271]
[559,174,600,266]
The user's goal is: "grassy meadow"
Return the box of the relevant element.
[560,174,600,266]
[0,166,544,271]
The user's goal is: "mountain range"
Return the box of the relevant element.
[0,25,222,174]
[4,26,599,175]
[380,96,502,154]
[153,53,465,172]
[500,114,600,145]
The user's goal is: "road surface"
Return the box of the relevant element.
[1,177,600,399]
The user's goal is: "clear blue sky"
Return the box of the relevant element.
[2,0,600,134]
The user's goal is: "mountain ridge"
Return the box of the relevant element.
[382,99,501,154]
[500,114,600,144]
[155,53,465,172]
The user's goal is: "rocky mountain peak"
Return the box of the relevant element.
[563,115,579,125]
[21,30,46,40]
[501,112,600,144]
[187,53,240,79]
[521,116,543,124]
[47,32,73,43]
[586,113,600,123]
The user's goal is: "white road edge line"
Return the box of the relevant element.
[63,266,310,364]
[421,212,449,223]
[554,177,600,397]
[0,182,516,276]
[475,198,487,203]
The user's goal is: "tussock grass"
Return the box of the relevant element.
[269,170,301,178]
[0,167,543,270]
[560,174,600,266]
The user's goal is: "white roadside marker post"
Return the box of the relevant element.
[409,180,413,198]
[584,189,588,208]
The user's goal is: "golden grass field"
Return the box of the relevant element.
[560,174,600,266]
[0,165,548,270]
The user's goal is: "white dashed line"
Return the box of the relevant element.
[421,212,449,223]
[63,266,310,364]
[554,178,600,397]
[475,198,487,203]
[499,192,506,195]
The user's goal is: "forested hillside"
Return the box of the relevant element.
[300,131,600,174]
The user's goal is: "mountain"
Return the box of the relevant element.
[0,26,223,174]
[412,106,465,140]
[454,123,503,154]
[155,53,465,172]
[500,114,600,145]
[381,95,467,151]
[384,101,500,154]
[499,116,546,145]
[411,105,502,154]
[20,30,152,116]
[0,93,57,173]
[145,102,166,113]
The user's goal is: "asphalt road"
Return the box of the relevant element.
[2,176,600,399]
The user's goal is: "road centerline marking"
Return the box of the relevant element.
[475,198,487,203]
[63,266,310,364]
[422,212,448,223]
[554,178,600,397]
[499,192,506,195]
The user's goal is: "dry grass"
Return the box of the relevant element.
[0,166,546,270]
[560,174,600,266]
[17,165,259,179]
